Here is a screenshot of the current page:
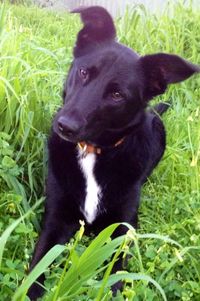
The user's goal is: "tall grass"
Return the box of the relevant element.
[0,2,200,300]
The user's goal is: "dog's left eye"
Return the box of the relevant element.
[111,91,124,101]
[79,68,88,81]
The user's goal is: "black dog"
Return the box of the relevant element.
[28,6,199,300]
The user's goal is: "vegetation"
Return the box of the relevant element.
[0,2,199,300]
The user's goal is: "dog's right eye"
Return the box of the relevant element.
[79,68,88,81]
[111,91,124,102]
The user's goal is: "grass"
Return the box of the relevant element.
[0,1,200,300]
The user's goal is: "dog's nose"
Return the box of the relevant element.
[57,116,79,138]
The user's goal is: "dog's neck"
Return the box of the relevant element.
[77,137,125,157]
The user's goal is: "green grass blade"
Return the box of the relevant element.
[78,223,120,262]
[96,272,167,301]
[57,227,123,297]
[12,244,66,301]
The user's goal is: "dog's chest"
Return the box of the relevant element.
[78,152,102,224]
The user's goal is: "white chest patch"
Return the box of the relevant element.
[78,152,102,224]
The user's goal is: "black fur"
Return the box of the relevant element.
[28,6,199,300]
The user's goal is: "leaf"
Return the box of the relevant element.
[1,156,16,168]
[0,200,42,268]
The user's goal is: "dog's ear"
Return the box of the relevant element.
[140,53,200,100]
[71,6,116,57]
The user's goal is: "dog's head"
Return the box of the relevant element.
[53,6,199,147]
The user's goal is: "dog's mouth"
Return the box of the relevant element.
[55,125,114,149]
[58,133,102,148]
[56,129,84,144]
[57,132,76,143]
[54,123,96,146]
[56,129,126,151]
[55,118,142,149]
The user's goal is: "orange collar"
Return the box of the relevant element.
[77,137,125,156]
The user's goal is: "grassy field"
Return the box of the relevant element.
[0,2,200,300]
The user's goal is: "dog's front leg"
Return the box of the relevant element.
[108,187,140,295]
[110,222,137,295]
[28,217,79,300]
